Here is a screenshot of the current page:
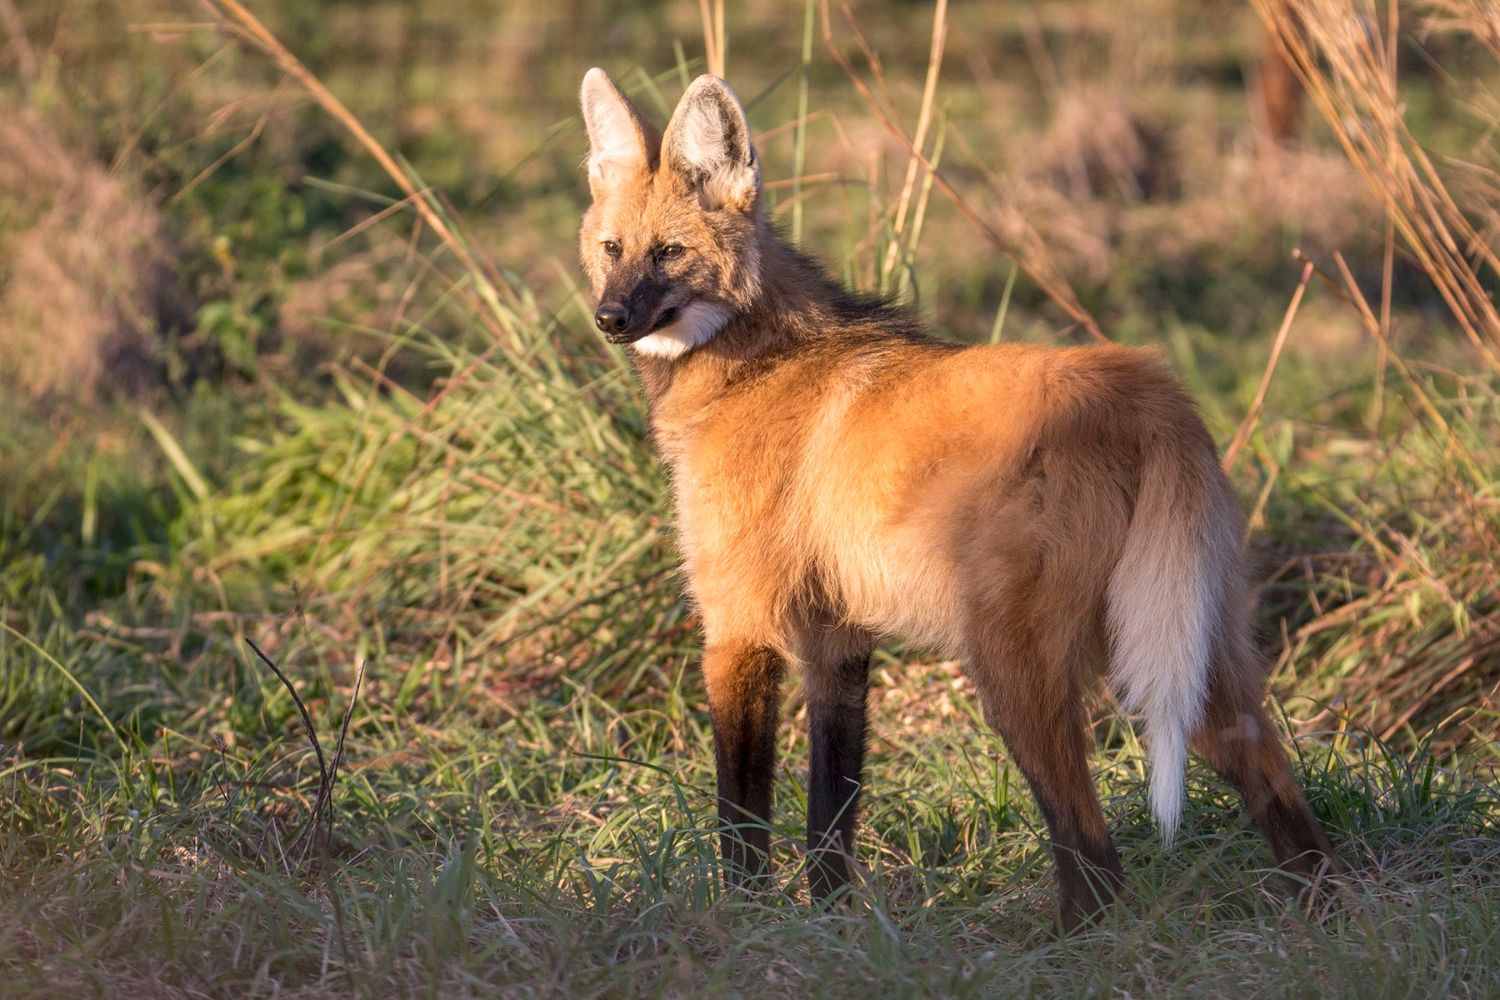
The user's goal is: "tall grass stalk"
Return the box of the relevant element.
[791,0,816,245]
[1253,0,1500,365]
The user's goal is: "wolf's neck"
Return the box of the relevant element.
[632,224,910,406]
[743,230,861,332]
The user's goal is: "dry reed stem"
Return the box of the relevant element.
[1223,259,1314,472]
[697,0,725,78]
[1253,0,1500,368]
[819,0,1109,344]
[879,0,948,286]
[205,0,520,347]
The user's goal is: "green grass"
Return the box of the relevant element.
[1,310,1495,993]
[2,0,1499,995]
[3,659,1498,997]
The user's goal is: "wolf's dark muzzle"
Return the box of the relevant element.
[595,303,631,339]
[595,287,679,344]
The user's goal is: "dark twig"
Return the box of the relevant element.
[323,658,367,835]
[318,657,368,982]
[213,735,237,810]
[245,635,330,859]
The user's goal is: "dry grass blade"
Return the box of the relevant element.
[1252,0,1500,368]
[1222,260,1314,472]
[819,0,1109,343]
[204,0,520,346]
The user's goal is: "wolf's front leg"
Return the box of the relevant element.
[804,654,871,904]
[703,642,785,890]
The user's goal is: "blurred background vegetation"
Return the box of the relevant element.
[2,0,1494,745]
[1,0,1497,993]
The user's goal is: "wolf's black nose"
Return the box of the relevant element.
[594,304,631,335]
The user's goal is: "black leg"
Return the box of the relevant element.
[805,655,870,903]
[703,643,785,890]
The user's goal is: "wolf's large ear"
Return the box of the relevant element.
[580,68,657,198]
[662,75,759,212]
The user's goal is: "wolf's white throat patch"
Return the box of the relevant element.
[631,302,734,360]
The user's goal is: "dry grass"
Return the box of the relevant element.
[1256,256,1500,749]
[0,107,183,400]
[1222,0,1500,751]
[1254,0,1500,364]
[1031,88,1175,205]
[2,2,1500,994]
[993,80,1378,289]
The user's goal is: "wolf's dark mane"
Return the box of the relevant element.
[631,214,946,405]
[757,224,933,346]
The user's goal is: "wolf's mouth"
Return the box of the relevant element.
[647,306,682,333]
[602,306,683,344]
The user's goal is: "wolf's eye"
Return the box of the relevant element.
[659,243,685,260]
[602,240,622,258]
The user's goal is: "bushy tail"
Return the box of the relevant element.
[1105,441,1240,844]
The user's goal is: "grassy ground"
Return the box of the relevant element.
[4,660,1499,997]
[2,0,1499,995]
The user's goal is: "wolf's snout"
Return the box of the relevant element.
[594,303,632,337]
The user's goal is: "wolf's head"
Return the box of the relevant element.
[578,68,763,360]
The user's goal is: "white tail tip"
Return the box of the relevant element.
[1149,727,1188,846]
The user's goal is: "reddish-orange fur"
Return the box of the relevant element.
[577,69,1335,930]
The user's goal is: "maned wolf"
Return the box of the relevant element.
[577,67,1335,930]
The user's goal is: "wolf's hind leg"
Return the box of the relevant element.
[966,631,1125,932]
[1191,643,1336,883]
